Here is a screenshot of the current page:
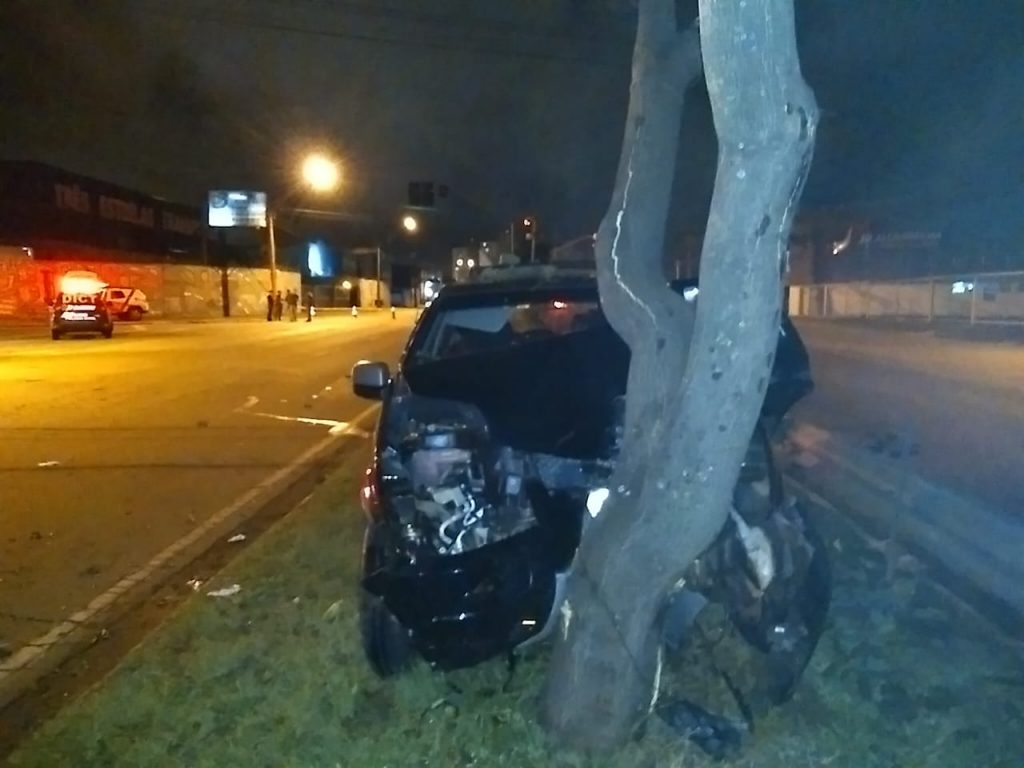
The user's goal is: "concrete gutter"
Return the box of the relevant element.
[782,422,1024,635]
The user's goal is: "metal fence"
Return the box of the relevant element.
[788,271,1024,325]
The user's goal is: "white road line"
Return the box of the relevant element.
[248,410,371,437]
[0,402,380,681]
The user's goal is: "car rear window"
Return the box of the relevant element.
[411,299,603,363]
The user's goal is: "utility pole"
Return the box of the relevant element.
[530,218,537,264]
[376,245,382,307]
[267,212,278,295]
[508,222,515,257]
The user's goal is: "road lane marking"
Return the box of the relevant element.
[247,410,371,437]
[241,395,259,410]
[0,402,380,686]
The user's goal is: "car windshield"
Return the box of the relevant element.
[410,298,603,363]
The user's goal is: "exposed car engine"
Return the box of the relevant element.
[380,395,606,556]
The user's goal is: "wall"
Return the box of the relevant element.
[0,250,300,319]
[355,278,391,308]
[788,273,1024,324]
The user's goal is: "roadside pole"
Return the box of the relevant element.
[376,246,382,307]
[268,212,278,295]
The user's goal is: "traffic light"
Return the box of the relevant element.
[407,181,432,208]
[408,181,449,208]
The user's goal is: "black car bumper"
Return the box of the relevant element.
[365,527,559,670]
[52,318,111,334]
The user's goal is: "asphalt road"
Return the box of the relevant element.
[0,313,414,651]
[793,319,1024,517]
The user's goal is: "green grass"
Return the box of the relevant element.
[8,449,1023,768]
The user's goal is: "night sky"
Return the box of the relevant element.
[1,0,1021,249]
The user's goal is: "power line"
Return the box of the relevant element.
[150,9,625,68]
[261,0,623,47]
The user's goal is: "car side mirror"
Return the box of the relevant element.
[352,361,391,400]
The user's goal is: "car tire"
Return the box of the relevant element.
[126,307,143,322]
[359,589,414,678]
[51,330,61,341]
[359,525,413,677]
[102,327,113,339]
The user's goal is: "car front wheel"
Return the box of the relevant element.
[359,589,414,677]
[359,525,413,677]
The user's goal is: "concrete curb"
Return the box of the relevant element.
[0,406,379,711]
[782,422,1024,634]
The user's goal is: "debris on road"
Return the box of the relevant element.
[227,534,246,543]
[36,461,61,468]
[206,584,242,598]
[186,578,203,592]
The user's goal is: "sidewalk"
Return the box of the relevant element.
[796,315,1024,344]
[4,450,1021,766]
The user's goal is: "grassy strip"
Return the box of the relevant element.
[8,450,1023,767]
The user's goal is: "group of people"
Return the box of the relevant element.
[266,289,315,322]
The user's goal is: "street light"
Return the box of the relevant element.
[301,153,341,193]
[267,153,341,295]
[402,214,419,233]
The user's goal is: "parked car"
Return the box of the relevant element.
[102,286,150,321]
[351,265,827,691]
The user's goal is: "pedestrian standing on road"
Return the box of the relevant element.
[287,289,299,321]
[306,291,315,322]
[273,291,284,321]
[266,291,274,322]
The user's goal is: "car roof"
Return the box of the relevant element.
[437,266,598,301]
[434,266,698,302]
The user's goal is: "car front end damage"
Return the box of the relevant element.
[360,391,611,669]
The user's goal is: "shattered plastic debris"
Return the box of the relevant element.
[207,584,242,598]
[322,599,344,620]
[227,533,246,543]
[657,699,744,761]
[37,461,61,468]
[186,578,203,591]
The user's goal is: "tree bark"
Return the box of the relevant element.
[542,0,817,752]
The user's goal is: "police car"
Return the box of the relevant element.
[50,273,114,340]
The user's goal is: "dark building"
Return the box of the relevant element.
[0,161,244,264]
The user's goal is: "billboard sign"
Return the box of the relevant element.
[208,191,268,228]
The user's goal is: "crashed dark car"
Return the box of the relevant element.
[351,267,825,694]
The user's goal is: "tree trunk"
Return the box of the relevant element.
[542,0,818,752]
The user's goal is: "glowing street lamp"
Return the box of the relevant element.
[301,153,341,192]
[402,214,419,233]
